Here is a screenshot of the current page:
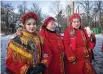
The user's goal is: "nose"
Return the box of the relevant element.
[30,24,35,28]
[75,22,80,25]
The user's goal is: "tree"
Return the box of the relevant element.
[98,1,103,31]
[1,1,19,33]
[50,1,64,32]
[76,1,101,28]
[1,1,14,29]
[66,5,72,26]
[17,1,28,20]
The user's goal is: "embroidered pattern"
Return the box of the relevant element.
[81,30,89,58]
[85,61,93,74]
[70,29,76,38]
[68,56,76,62]
[20,65,28,74]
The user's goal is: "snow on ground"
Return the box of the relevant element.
[92,34,103,74]
[1,35,12,74]
[1,34,103,74]
[0,33,4,36]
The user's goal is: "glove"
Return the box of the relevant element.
[26,63,46,74]
[26,66,37,74]
[35,63,46,74]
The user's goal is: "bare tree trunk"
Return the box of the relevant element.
[95,15,96,28]
[99,1,103,32]
[73,1,75,14]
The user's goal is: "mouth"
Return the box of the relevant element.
[30,29,35,31]
[76,25,80,27]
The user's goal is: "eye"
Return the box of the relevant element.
[73,21,76,23]
[27,23,31,25]
[77,21,80,23]
[33,22,36,25]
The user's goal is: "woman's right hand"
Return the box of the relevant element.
[26,66,37,74]
[26,63,46,74]
[72,61,77,64]
[71,59,77,64]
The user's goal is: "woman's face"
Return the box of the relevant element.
[16,27,23,35]
[25,18,36,33]
[46,20,56,31]
[72,18,81,29]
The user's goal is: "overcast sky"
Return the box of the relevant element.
[2,0,73,17]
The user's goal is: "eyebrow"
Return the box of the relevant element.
[27,21,36,23]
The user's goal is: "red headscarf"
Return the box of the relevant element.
[69,13,81,23]
[21,12,38,24]
[44,17,55,27]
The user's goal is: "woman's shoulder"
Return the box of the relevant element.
[64,26,71,33]
[7,36,22,48]
[11,36,22,44]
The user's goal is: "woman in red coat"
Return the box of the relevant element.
[63,13,97,74]
[85,26,96,61]
[40,17,65,74]
[6,12,46,74]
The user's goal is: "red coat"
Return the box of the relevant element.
[40,28,65,74]
[89,34,96,49]
[102,42,103,52]
[63,26,97,74]
[88,34,96,61]
[6,31,42,74]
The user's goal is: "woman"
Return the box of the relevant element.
[6,12,46,74]
[85,26,96,61]
[40,17,65,74]
[9,25,23,40]
[63,13,97,74]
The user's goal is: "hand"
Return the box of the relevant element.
[85,27,93,37]
[35,63,46,73]
[26,66,37,74]
[26,63,46,74]
[71,59,77,64]
[72,61,76,64]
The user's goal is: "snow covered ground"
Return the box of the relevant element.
[92,34,103,74]
[1,35,12,74]
[1,34,103,74]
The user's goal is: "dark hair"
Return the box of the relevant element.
[16,25,23,30]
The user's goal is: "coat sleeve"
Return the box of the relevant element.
[39,29,52,67]
[63,28,77,63]
[6,42,29,74]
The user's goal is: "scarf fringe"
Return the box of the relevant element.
[12,50,33,66]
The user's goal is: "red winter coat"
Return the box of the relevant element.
[63,25,97,74]
[89,34,96,49]
[40,27,65,74]
[88,33,96,61]
[6,31,42,74]
[102,42,103,52]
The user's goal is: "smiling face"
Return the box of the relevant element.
[46,20,56,31]
[24,18,36,33]
[72,18,81,29]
